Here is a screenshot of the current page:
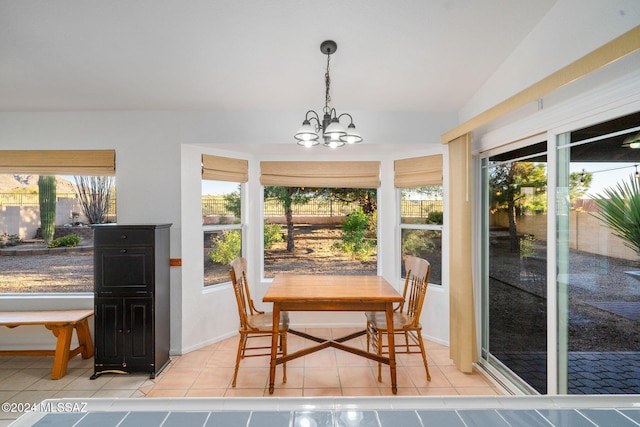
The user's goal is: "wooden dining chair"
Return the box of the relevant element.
[229,257,288,387]
[366,255,431,382]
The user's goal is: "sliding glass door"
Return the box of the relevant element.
[482,142,548,394]
[481,111,640,395]
[555,112,640,394]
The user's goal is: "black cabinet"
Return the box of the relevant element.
[91,224,171,379]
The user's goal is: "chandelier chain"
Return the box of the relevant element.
[324,53,331,111]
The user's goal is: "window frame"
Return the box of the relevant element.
[398,186,444,286]
[201,181,244,288]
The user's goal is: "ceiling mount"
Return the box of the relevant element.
[320,40,337,56]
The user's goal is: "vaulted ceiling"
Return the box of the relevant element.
[0,0,558,113]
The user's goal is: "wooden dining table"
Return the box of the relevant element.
[263,274,404,394]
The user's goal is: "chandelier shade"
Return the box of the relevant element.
[294,40,363,148]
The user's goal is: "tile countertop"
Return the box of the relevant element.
[10,395,640,427]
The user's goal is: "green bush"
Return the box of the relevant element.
[0,233,22,248]
[264,222,283,249]
[47,233,81,248]
[208,230,241,265]
[519,234,536,259]
[334,210,376,261]
[402,229,439,257]
[426,211,443,225]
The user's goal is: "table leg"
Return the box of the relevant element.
[268,304,280,394]
[385,303,398,394]
[75,319,94,359]
[47,324,73,380]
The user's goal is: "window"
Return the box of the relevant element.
[400,186,443,285]
[395,155,443,285]
[202,181,242,286]
[201,154,247,287]
[0,149,116,294]
[263,186,377,278]
[260,161,380,278]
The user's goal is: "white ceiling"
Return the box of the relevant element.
[0,0,558,114]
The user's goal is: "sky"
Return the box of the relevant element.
[202,180,240,196]
[571,162,639,197]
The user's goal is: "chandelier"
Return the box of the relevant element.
[294,40,363,148]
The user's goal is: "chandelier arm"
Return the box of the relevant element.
[336,112,355,125]
[304,110,322,131]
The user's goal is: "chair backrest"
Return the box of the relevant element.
[403,256,431,327]
[397,255,419,312]
[229,257,255,329]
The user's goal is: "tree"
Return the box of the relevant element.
[223,186,241,220]
[264,186,311,252]
[490,162,546,253]
[312,188,377,214]
[38,175,56,243]
[570,169,593,205]
[74,176,114,224]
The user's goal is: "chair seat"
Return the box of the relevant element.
[246,311,289,332]
[365,311,415,331]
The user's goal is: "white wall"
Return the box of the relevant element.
[460,0,640,122]
[0,110,454,354]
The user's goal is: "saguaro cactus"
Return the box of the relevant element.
[38,175,57,243]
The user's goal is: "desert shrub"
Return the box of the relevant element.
[0,233,22,248]
[264,222,283,249]
[402,230,439,256]
[426,211,443,225]
[208,229,241,265]
[47,233,81,248]
[334,210,376,261]
[519,234,536,259]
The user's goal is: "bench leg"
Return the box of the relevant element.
[46,325,73,380]
[75,319,94,359]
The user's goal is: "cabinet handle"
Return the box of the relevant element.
[126,329,131,334]
[120,249,127,253]
[120,235,128,239]
[118,329,124,333]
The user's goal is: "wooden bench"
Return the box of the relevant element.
[0,309,94,379]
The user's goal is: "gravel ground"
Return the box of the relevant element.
[489,241,640,352]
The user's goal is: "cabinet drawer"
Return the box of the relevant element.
[95,247,154,293]
[95,228,154,247]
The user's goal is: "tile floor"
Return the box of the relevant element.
[0,328,501,426]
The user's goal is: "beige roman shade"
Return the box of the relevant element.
[0,150,115,175]
[202,154,248,183]
[394,154,443,188]
[260,161,380,188]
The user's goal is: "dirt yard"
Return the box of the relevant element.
[203,224,376,285]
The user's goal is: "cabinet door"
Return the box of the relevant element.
[94,247,154,293]
[125,298,154,366]
[95,298,124,366]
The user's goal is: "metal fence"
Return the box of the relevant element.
[0,192,78,206]
[202,197,443,217]
[2,193,442,218]
[0,192,117,215]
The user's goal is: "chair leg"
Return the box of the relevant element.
[280,331,287,384]
[415,331,431,382]
[232,333,247,387]
[366,322,371,352]
[377,329,383,382]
